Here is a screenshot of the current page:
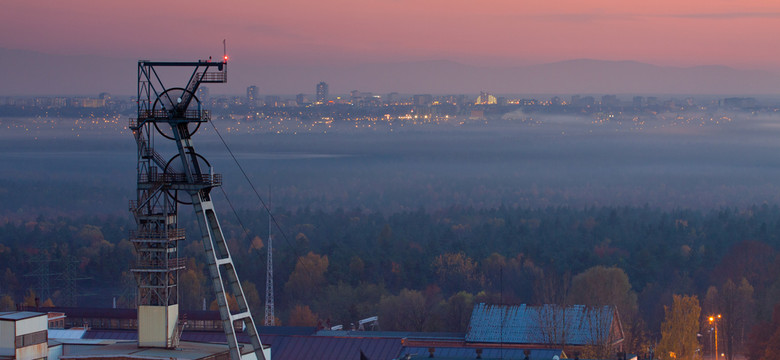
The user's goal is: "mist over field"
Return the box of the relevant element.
[3,111,780,218]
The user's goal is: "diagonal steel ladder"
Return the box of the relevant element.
[191,193,265,360]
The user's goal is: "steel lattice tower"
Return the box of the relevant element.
[129,53,266,360]
[264,212,274,326]
[25,252,54,302]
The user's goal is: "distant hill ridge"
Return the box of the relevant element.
[2,47,779,96]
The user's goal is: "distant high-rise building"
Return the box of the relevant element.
[265,95,281,107]
[316,82,329,103]
[296,93,309,106]
[350,90,364,105]
[579,96,595,106]
[646,96,659,106]
[386,92,400,104]
[475,91,497,105]
[633,96,644,108]
[413,94,433,106]
[247,85,259,104]
[601,95,619,107]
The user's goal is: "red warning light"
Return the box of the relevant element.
[223,55,229,62]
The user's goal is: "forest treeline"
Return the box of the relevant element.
[1,204,780,357]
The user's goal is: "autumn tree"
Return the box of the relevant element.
[481,253,542,303]
[568,266,638,317]
[746,303,780,360]
[241,280,262,316]
[1,268,18,296]
[432,252,482,293]
[719,278,755,360]
[761,330,780,360]
[288,305,318,326]
[657,294,702,360]
[379,289,432,331]
[22,289,37,307]
[284,252,329,302]
[579,306,617,360]
[703,286,719,320]
[348,256,365,285]
[249,235,264,252]
[534,304,570,350]
[533,268,571,305]
[209,293,239,312]
[435,291,475,332]
[0,295,14,311]
[712,241,776,297]
[313,282,385,327]
[179,267,206,310]
[568,266,644,353]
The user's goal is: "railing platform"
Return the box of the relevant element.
[137,173,222,187]
[131,257,187,271]
[129,228,186,241]
[133,109,211,124]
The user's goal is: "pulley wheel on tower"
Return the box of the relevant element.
[152,87,203,140]
[164,151,213,204]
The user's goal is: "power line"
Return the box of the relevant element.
[207,121,316,282]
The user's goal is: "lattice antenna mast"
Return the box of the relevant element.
[264,189,275,326]
[25,252,56,302]
[130,53,266,360]
[60,256,90,307]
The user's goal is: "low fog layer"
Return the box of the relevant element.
[3,111,780,217]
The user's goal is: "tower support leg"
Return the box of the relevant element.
[192,192,267,360]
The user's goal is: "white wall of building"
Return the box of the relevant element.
[0,320,15,356]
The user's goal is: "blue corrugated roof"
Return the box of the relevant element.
[49,329,88,339]
[316,330,465,340]
[258,326,317,336]
[84,330,137,341]
[399,347,562,360]
[83,330,255,344]
[263,336,402,360]
[466,303,617,345]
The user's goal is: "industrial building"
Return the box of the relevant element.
[0,312,49,360]
[4,304,635,360]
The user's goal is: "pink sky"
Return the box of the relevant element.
[2,0,780,70]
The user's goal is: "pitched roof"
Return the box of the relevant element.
[261,335,402,360]
[49,329,88,339]
[0,311,47,321]
[466,303,621,346]
[398,346,563,360]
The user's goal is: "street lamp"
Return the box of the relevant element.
[708,314,721,360]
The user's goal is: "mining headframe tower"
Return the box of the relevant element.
[129,51,267,360]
